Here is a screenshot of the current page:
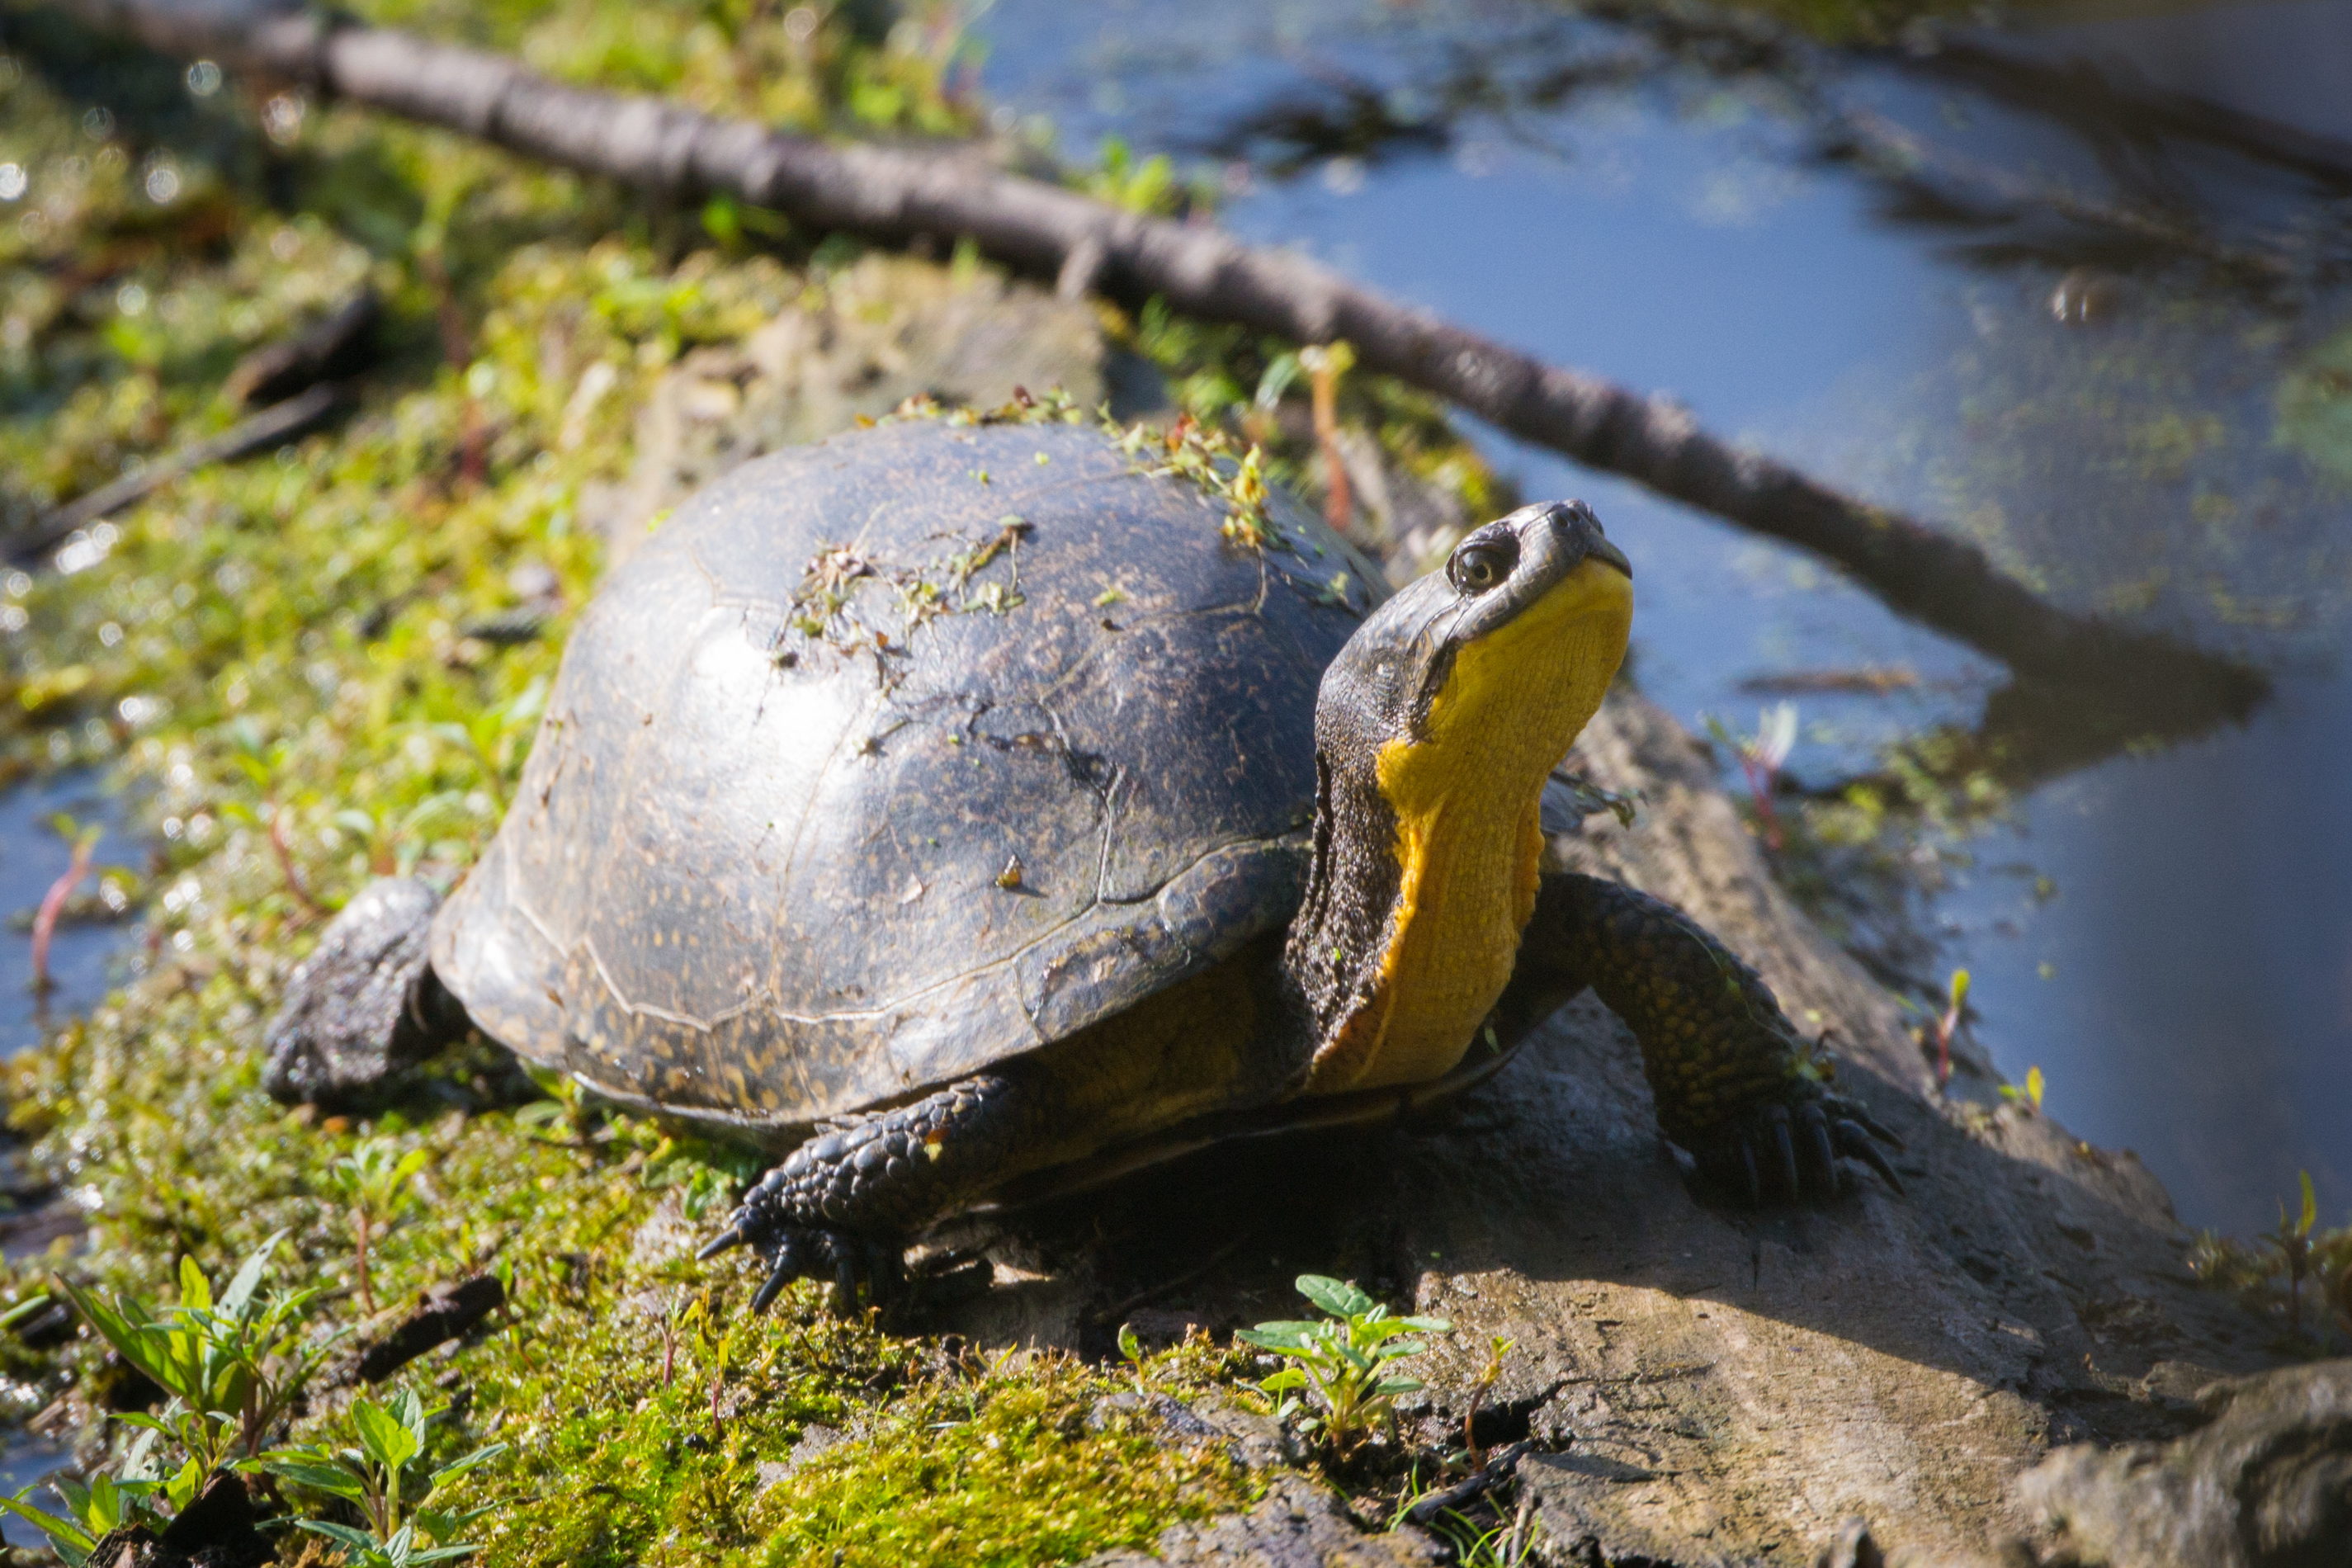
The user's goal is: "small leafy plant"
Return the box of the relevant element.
[0,1235,333,1561]
[0,1462,207,1564]
[1925,967,1970,1086]
[1237,1275,1450,1459]
[2266,1171,2321,1337]
[60,1232,333,1475]
[267,1386,506,1568]
[333,1139,431,1315]
[1998,1065,2046,1112]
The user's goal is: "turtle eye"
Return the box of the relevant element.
[1447,537,1518,596]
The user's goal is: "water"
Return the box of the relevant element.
[0,1435,65,1547]
[976,0,2352,1231]
[0,770,139,1057]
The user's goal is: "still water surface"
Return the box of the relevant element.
[977,0,2352,1231]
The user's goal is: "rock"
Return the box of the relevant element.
[83,1473,273,1568]
[1084,1473,1446,1567]
[261,876,446,1108]
[2014,1358,2352,1566]
[1087,1391,1290,1472]
[1816,1516,1887,1568]
[594,253,1106,566]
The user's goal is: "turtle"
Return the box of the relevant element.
[263,411,1901,1311]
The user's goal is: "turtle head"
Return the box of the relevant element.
[1283,501,1632,1093]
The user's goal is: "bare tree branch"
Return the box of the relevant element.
[50,0,2265,720]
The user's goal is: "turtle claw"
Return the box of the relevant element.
[1707,1093,1904,1206]
[1834,1117,1906,1197]
[695,1222,750,1262]
[1769,1106,1801,1198]
[709,1219,904,1316]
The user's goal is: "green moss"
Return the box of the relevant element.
[0,9,1377,1562]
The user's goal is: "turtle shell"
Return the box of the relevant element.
[430,418,1387,1139]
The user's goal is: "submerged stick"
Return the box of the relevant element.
[52,0,2264,716]
[8,380,347,564]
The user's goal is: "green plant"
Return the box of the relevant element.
[1926,968,1970,1085]
[333,1139,432,1315]
[1462,1334,1515,1465]
[1236,1275,1451,1458]
[1998,1065,2046,1112]
[58,1233,334,1477]
[267,1386,507,1568]
[0,1460,205,1565]
[2266,1170,2321,1337]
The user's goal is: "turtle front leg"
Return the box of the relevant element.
[1516,871,1902,1203]
[263,877,471,1109]
[699,1071,1051,1314]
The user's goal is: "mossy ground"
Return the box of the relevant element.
[0,2,1545,1563]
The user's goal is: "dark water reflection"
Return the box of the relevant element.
[979,0,2352,1230]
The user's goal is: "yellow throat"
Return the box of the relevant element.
[1306,556,1632,1093]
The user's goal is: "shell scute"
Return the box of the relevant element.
[432,419,1381,1132]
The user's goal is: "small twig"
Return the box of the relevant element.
[267,803,327,918]
[29,831,97,995]
[7,382,347,564]
[352,1206,375,1316]
[1301,342,1354,535]
[1404,1438,1533,1526]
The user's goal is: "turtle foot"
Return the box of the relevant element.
[262,876,466,1108]
[698,1213,908,1315]
[1695,1094,1905,1207]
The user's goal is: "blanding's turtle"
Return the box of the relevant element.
[264,412,1900,1309]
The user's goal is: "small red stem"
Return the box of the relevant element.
[30,835,96,994]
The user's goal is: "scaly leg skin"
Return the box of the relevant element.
[699,1071,1053,1314]
[1518,871,1903,1204]
[262,876,470,1109]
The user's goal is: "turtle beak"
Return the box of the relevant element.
[1585,532,1632,580]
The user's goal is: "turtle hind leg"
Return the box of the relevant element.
[700,1071,1050,1315]
[262,876,470,1110]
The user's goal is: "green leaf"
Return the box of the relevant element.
[294,1518,385,1554]
[1294,1275,1375,1319]
[267,1457,369,1500]
[178,1254,212,1314]
[1255,1369,1309,1392]
[218,1231,287,1318]
[1375,1376,1424,1396]
[1117,1323,1142,1364]
[352,1396,422,1472]
[427,1443,507,1485]
[2298,1171,2318,1237]
[0,1490,97,1561]
[1396,1315,1452,1333]
[0,1293,54,1331]
[1235,1323,1315,1352]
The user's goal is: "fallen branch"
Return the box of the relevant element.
[7,380,347,564]
[51,0,2264,718]
[344,1273,506,1385]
